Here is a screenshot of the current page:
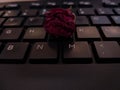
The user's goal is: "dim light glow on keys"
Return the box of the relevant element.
[91,16,111,25]
[63,42,92,63]
[29,42,58,63]
[94,41,120,63]
[0,42,29,63]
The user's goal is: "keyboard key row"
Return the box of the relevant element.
[1,8,120,18]
[76,26,120,41]
[0,17,44,27]
[0,27,46,41]
[1,1,120,10]
[0,26,120,41]
[0,41,119,63]
[1,8,120,17]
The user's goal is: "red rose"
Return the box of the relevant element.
[44,8,75,38]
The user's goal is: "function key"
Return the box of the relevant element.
[93,41,120,63]
[78,1,92,7]
[0,42,29,63]
[91,16,111,25]
[5,3,20,9]
[78,8,95,15]
[30,2,42,8]
[96,8,114,15]
[3,10,20,17]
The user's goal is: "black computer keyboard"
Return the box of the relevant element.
[1,0,120,90]
[0,0,120,64]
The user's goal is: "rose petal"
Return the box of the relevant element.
[44,8,75,38]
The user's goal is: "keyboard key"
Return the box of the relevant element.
[0,4,4,9]
[63,42,92,63]
[29,42,58,63]
[23,27,46,41]
[39,9,48,16]
[0,18,5,26]
[101,26,120,40]
[102,0,118,7]
[76,26,101,41]
[0,11,4,16]
[46,2,58,8]
[3,10,20,17]
[0,42,29,63]
[4,17,24,27]
[78,1,92,7]
[78,8,95,15]
[62,1,75,8]
[91,16,111,25]
[94,41,120,63]
[114,8,120,15]
[111,16,120,25]
[76,16,89,25]
[21,9,37,17]
[24,17,44,26]
[30,2,43,8]
[0,28,22,40]
[5,3,20,9]
[96,8,114,15]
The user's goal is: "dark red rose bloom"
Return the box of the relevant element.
[44,8,75,38]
